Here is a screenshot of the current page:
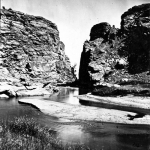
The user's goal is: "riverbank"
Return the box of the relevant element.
[77,94,150,114]
[0,116,90,150]
[1,87,150,150]
[0,82,58,98]
[19,98,150,125]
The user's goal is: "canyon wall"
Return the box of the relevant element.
[79,3,150,88]
[0,8,75,85]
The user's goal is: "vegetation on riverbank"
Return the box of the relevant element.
[92,82,150,97]
[0,117,90,150]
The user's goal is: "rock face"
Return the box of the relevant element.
[121,4,150,74]
[79,3,150,88]
[0,8,75,85]
[79,22,120,87]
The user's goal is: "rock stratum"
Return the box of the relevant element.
[0,8,75,85]
[79,3,150,89]
[0,8,76,97]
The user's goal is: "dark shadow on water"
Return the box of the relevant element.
[116,134,150,150]
[1,88,150,150]
[18,101,41,111]
[79,88,91,95]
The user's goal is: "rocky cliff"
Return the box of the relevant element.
[79,22,120,87]
[120,4,150,74]
[79,3,150,88]
[0,8,75,86]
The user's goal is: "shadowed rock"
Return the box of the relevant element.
[79,3,150,90]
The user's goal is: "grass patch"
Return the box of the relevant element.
[92,85,150,96]
[0,117,91,150]
[118,80,150,86]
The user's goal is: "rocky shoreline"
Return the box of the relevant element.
[0,81,57,98]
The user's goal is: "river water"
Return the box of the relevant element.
[0,87,150,150]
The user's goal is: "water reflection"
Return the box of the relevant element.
[57,124,118,150]
[56,120,150,150]
[0,98,39,120]
[44,87,80,105]
[116,134,150,150]
[57,125,87,144]
[0,88,150,150]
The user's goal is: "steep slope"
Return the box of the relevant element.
[0,8,75,85]
[120,3,150,74]
[79,22,121,87]
[79,3,150,89]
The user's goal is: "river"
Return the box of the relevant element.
[0,87,150,150]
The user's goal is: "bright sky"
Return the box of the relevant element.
[1,0,150,74]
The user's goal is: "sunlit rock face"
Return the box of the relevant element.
[79,22,121,87]
[0,8,75,84]
[79,4,150,88]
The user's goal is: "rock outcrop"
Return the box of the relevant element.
[79,22,121,87]
[120,4,150,74]
[0,8,75,86]
[79,3,150,89]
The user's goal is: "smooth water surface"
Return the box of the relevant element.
[0,87,150,150]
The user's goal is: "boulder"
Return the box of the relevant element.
[0,83,17,97]
[16,87,52,97]
[0,81,53,98]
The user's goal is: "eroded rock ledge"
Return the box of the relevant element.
[79,3,150,89]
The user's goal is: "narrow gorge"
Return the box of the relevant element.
[1,2,150,150]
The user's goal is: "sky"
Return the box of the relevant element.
[1,0,150,74]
